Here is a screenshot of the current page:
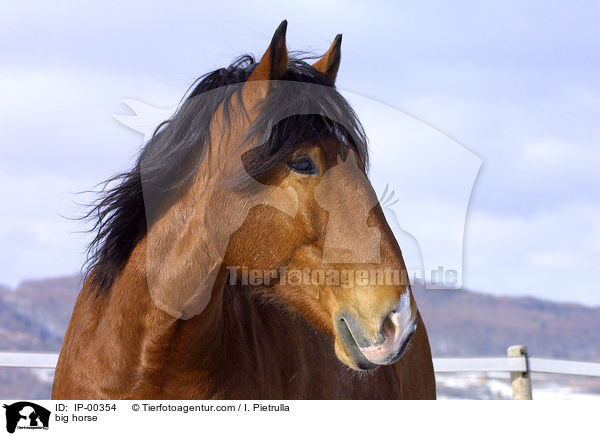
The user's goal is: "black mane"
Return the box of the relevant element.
[84,54,369,296]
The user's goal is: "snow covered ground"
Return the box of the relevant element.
[436,372,600,400]
[4,369,599,400]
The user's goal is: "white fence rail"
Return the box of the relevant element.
[0,351,58,369]
[433,356,600,377]
[1,346,600,399]
[528,357,600,377]
[434,356,527,373]
[2,351,599,376]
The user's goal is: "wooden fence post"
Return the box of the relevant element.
[507,345,532,400]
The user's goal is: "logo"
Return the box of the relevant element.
[2,402,50,434]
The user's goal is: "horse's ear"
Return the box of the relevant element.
[312,34,342,83]
[248,20,289,82]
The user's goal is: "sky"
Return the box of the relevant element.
[1,1,599,305]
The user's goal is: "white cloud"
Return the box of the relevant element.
[528,252,579,269]
[520,139,600,169]
[463,204,600,304]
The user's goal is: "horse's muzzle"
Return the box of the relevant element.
[337,295,416,369]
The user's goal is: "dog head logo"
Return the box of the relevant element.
[3,402,50,433]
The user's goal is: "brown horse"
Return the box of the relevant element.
[52,21,436,399]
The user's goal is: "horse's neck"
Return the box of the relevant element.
[80,239,228,396]
[92,243,310,397]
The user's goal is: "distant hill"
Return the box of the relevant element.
[413,286,600,360]
[0,274,599,360]
[0,276,80,353]
[2,275,82,337]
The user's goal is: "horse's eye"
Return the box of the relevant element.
[289,157,316,174]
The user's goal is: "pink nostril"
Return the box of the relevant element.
[381,314,396,339]
[388,292,412,329]
[358,294,415,365]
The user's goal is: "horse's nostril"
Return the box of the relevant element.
[379,314,394,339]
[387,293,413,330]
